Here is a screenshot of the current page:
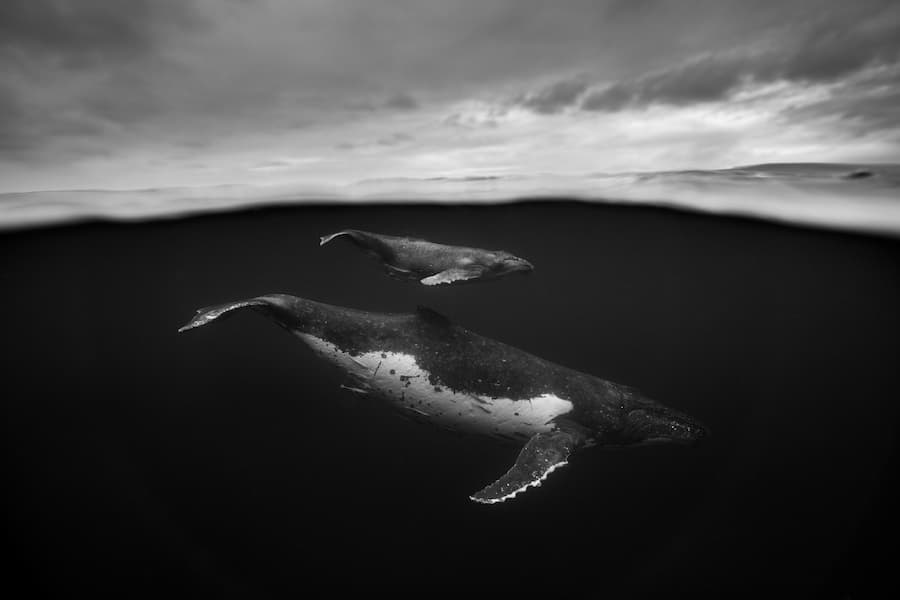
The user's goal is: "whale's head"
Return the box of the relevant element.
[620,405,708,446]
[487,252,534,277]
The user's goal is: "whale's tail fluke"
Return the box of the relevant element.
[178,299,268,333]
[178,295,296,333]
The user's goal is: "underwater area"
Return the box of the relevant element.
[4,201,899,596]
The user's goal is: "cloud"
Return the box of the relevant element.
[0,84,34,157]
[0,81,111,161]
[581,3,900,112]
[2,0,900,192]
[582,53,749,111]
[344,92,421,113]
[443,102,510,129]
[384,92,419,111]
[0,0,206,161]
[780,65,900,135]
[0,0,203,66]
[377,132,414,146]
[515,76,589,114]
[248,156,322,171]
[337,132,415,151]
[774,9,900,83]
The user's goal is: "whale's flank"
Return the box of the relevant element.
[295,332,575,439]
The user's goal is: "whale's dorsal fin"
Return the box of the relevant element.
[470,427,585,505]
[420,266,485,286]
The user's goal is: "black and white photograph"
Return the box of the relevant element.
[3,1,900,596]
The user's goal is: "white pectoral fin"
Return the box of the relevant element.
[470,428,583,505]
[420,266,484,286]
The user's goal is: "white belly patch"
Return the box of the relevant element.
[296,333,574,439]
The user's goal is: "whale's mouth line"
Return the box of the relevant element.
[619,433,707,448]
[640,437,694,446]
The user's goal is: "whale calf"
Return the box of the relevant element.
[180,294,706,504]
[319,229,533,285]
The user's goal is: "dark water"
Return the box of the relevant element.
[4,202,899,596]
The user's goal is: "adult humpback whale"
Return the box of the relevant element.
[179,294,706,504]
[319,229,534,285]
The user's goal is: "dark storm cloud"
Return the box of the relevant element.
[581,53,748,111]
[580,4,900,112]
[384,93,419,111]
[782,66,900,134]
[0,82,106,160]
[0,0,203,66]
[516,77,589,114]
[0,0,205,160]
[80,71,166,125]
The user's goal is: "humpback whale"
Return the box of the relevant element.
[319,229,534,285]
[179,294,706,504]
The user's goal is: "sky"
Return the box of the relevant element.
[1,0,899,193]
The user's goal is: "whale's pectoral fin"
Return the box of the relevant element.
[420,266,485,286]
[470,427,584,504]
